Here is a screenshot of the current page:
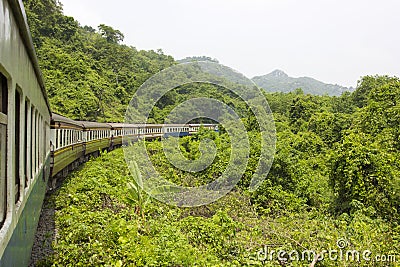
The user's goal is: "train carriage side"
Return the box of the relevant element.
[50,114,84,178]
[109,123,124,147]
[110,123,139,147]
[81,121,112,157]
[164,124,190,138]
[144,124,164,139]
[189,124,218,134]
[0,0,52,265]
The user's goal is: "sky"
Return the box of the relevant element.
[61,0,400,88]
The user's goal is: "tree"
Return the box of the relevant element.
[352,75,399,108]
[329,131,400,220]
[98,24,124,43]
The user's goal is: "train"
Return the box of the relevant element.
[49,114,216,188]
[0,0,217,265]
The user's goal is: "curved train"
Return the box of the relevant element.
[0,0,216,265]
[49,114,215,188]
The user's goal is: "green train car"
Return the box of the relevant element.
[0,0,51,265]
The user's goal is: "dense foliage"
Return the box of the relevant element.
[23,0,175,122]
[45,144,399,266]
[42,75,400,265]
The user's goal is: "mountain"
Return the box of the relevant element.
[252,70,354,96]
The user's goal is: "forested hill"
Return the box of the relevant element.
[252,69,354,96]
[23,0,175,122]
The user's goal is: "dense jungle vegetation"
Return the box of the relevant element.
[23,0,175,121]
[24,0,400,266]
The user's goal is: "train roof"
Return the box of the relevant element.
[110,123,191,128]
[188,124,216,126]
[51,113,84,129]
[8,0,51,113]
[77,120,112,130]
[108,123,139,129]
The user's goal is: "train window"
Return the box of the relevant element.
[31,107,34,179]
[25,99,30,188]
[15,90,21,203]
[59,129,63,148]
[35,110,40,174]
[54,130,57,150]
[40,116,43,166]
[45,122,49,156]
[0,73,8,224]
[60,129,63,147]
[38,116,42,167]
[63,129,66,147]
[0,74,7,114]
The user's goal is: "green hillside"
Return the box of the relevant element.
[23,0,175,122]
